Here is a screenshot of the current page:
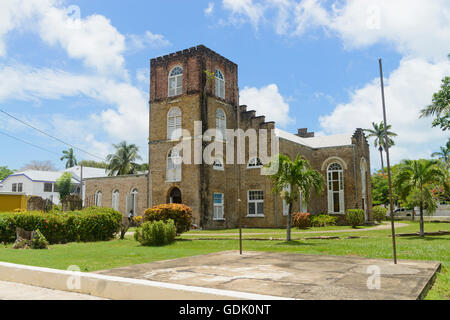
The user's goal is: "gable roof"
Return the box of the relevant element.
[275,129,353,149]
[1,170,79,184]
[64,166,108,180]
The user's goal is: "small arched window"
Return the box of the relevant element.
[327,163,344,214]
[167,107,182,140]
[215,69,225,99]
[112,190,119,211]
[167,148,182,182]
[248,157,263,168]
[168,66,183,97]
[95,191,102,207]
[213,158,224,171]
[216,108,226,140]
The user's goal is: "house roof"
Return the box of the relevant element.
[2,170,79,184]
[64,166,108,180]
[274,129,353,149]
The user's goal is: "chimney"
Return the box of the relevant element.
[296,128,315,138]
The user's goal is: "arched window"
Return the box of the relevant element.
[167,107,182,140]
[168,66,183,97]
[215,69,225,99]
[213,158,224,171]
[327,163,344,213]
[126,189,138,216]
[95,191,102,207]
[167,148,182,182]
[216,108,226,140]
[248,157,263,168]
[112,190,119,211]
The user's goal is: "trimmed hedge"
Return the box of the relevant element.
[346,209,365,228]
[134,220,176,246]
[292,212,310,229]
[143,204,192,234]
[373,206,387,222]
[310,214,338,227]
[0,207,122,244]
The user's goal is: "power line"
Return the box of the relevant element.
[0,108,105,161]
[0,129,62,157]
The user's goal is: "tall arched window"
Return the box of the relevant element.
[112,190,119,211]
[327,163,344,213]
[215,69,225,99]
[126,189,138,216]
[167,107,182,140]
[95,191,102,207]
[167,148,182,182]
[216,108,226,140]
[168,66,183,97]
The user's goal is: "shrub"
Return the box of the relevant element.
[292,212,310,229]
[373,206,387,222]
[143,204,192,234]
[0,208,122,244]
[134,219,176,246]
[346,209,365,228]
[31,229,49,249]
[310,214,338,227]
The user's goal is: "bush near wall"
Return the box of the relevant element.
[0,207,122,244]
[134,220,176,246]
[346,209,365,228]
[292,212,310,229]
[373,206,388,222]
[310,214,338,227]
[143,204,192,234]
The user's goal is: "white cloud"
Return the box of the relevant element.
[239,84,293,126]
[222,0,266,28]
[128,31,171,51]
[319,57,450,166]
[205,2,215,16]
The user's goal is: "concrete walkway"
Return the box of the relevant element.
[95,251,440,300]
[180,222,409,237]
[0,280,107,300]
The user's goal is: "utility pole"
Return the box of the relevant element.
[237,104,243,255]
[379,58,398,264]
[80,165,84,208]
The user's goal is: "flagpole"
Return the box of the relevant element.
[379,58,398,264]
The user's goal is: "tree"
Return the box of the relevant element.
[0,166,14,180]
[78,160,108,169]
[106,141,142,176]
[394,159,446,237]
[364,122,397,173]
[267,154,324,241]
[431,139,450,169]
[420,76,450,131]
[20,160,57,171]
[56,172,74,201]
[60,148,78,169]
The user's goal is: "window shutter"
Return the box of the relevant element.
[339,190,345,214]
[126,194,132,213]
[134,193,138,215]
[327,190,333,214]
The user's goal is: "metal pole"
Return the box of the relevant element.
[379,58,398,264]
[237,105,242,255]
[80,165,84,208]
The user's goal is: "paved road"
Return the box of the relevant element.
[0,280,107,300]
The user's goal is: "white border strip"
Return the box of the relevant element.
[0,262,295,300]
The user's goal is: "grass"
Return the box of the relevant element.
[0,220,448,299]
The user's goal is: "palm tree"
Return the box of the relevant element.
[419,76,449,131]
[267,154,324,241]
[394,159,446,237]
[364,122,397,173]
[431,139,450,169]
[60,148,77,169]
[106,141,142,176]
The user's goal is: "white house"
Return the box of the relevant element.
[0,166,108,205]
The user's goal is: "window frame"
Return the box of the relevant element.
[213,193,225,221]
[112,189,119,211]
[166,148,182,182]
[327,162,344,214]
[44,183,53,193]
[167,107,182,140]
[168,66,183,97]
[247,190,264,217]
[215,69,225,99]
[247,157,263,169]
[95,190,102,207]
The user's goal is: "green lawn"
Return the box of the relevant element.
[0,220,448,299]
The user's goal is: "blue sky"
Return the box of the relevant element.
[0,0,448,172]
